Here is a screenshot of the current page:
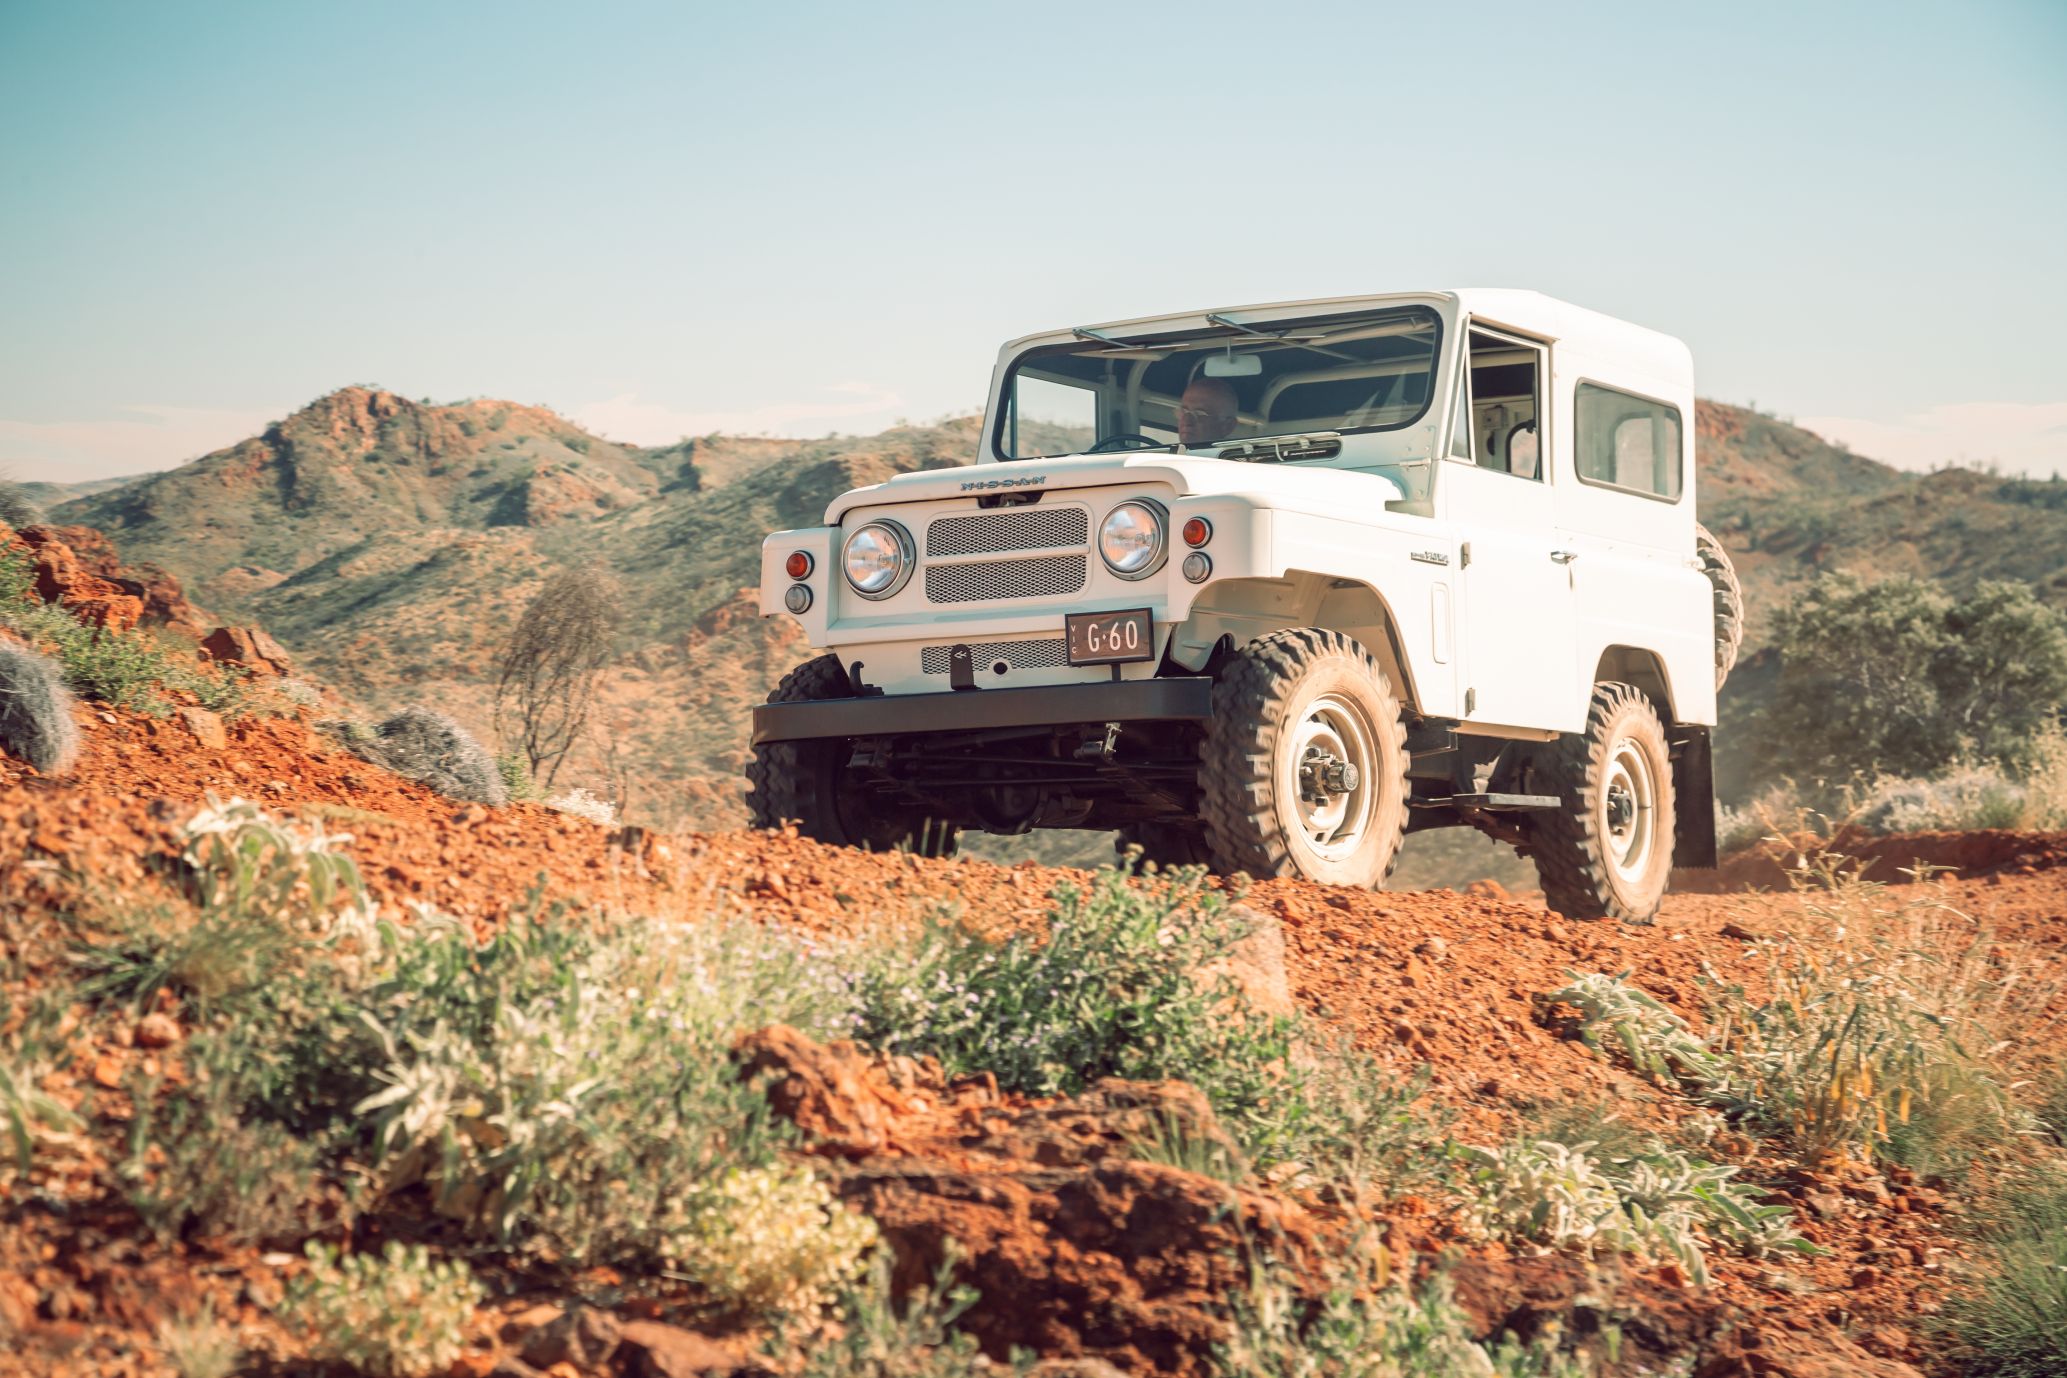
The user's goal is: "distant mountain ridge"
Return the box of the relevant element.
[50,389,2067,828]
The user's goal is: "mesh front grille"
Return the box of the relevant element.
[925,554,1087,604]
[921,638,1070,674]
[926,507,1087,557]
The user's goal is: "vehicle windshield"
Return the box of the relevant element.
[996,305,1442,460]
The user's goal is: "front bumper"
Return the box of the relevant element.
[751,676,1214,745]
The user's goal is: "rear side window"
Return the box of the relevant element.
[1575,383,1683,501]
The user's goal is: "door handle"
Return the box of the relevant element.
[1550,550,1579,564]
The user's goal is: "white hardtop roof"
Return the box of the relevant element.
[1003,288,1692,389]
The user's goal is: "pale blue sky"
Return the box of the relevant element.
[3,0,2063,482]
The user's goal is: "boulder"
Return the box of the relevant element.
[613,1321,768,1378]
[36,525,213,635]
[1200,903,1295,1017]
[731,1024,909,1153]
[201,625,294,677]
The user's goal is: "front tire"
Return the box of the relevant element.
[1199,629,1409,888]
[745,654,957,856]
[1527,683,1675,922]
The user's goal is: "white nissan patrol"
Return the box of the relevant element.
[748,290,1744,921]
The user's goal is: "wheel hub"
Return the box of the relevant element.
[1605,783,1636,833]
[1284,694,1380,861]
[1299,750,1362,801]
[1601,736,1657,883]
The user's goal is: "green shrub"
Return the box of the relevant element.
[155,1304,240,1378]
[1459,1140,1812,1287]
[1542,970,1715,1086]
[1941,1168,2067,1377]
[350,909,847,1263]
[0,640,79,774]
[664,1163,878,1317]
[1220,1260,1585,1378]
[121,1064,324,1246]
[495,749,539,801]
[1698,877,2024,1168]
[280,1241,479,1378]
[1758,573,2067,787]
[1,1007,79,1178]
[849,871,1299,1151]
[803,1251,1012,1377]
[0,592,249,719]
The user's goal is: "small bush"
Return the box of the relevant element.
[280,1241,479,1378]
[1,1014,80,1178]
[804,1251,1005,1377]
[850,871,1299,1152]
[1857,766,2031,834]
[1542,970,1715,1086]
[496,749,539,801]
[325,707,507,804]
[546,786,617,826]
[1942,1167,2067,1377]
[0,593,249,719]
[121,1065,324,1246]
[1460,1140,1812,1286]
[1699,875,2031,1168]
[351,910,847,1262]
[1221,1259,1584,1378]
[664,1163,878,1317]
[0,640,79,774]
[156,1305,240,1378]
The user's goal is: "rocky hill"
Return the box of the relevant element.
[50,392,2067,834]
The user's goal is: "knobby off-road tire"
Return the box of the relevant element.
[1527,682,1676,923]
[1114,822,1214,871]
[744,654,957,857]
[1199,628,1409,888]
[1695,522,1745,690]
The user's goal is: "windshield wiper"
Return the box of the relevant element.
[1206,313,1360,363]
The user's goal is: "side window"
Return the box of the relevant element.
[1574,383,1683,500]
[1456,328,1542,480]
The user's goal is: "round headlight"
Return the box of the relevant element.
[1098,501,1166,579]
[841,521,914,599]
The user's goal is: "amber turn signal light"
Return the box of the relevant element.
[1181,517,1212,547]
[784,551,813,579]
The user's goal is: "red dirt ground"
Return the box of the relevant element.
[3,702,2065,1376]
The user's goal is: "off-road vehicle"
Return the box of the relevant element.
[747,290,1743,921]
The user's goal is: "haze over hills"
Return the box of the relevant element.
[50,388,2067,831]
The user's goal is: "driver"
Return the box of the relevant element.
[1176,377,1239,447]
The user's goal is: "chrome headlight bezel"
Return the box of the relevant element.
[1098,499,1168,580]
[841,520,916,600]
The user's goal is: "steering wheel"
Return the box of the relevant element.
[1086,432,1166,453]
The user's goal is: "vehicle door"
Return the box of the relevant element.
[1549,373,1704,720]
[1443,326,1579,732]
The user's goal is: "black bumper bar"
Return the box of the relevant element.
[751,676,1215,746]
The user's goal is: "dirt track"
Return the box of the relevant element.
[4,704,2066,1375]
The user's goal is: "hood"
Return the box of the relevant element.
[823,451,1409,523]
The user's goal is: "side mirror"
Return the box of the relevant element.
[1203,352,1262,378]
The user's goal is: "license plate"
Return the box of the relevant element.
[1066,608,1154,666]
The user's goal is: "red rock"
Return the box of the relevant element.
[732,1025,897,1151]
[134,1012,181,1048]
[178,707,229,751]
[201,625,294,677]
[36,525,213,634]
[15,526,144,631]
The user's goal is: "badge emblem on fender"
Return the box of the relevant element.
[1411,550,1450,566]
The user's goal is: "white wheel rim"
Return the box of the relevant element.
[1602,735,1657,883]
[1283,693,1378,861]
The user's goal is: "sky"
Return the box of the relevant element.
[2,0,2063,484]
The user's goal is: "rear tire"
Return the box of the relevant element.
[1527,683,1675,922]
[1695,522,1745,690]
[1199,628,1409,888]
[745,654,958,856]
